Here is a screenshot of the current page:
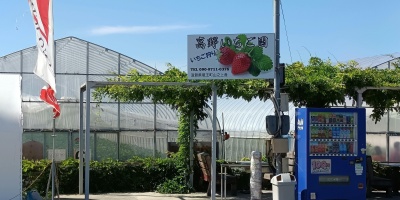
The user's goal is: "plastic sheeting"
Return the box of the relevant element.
[0,36,217,132]
[216,97,296,138]
[3,37,400,163]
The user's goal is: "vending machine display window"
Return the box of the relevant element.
[309,112,358,157]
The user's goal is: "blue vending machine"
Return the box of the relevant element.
[295,108,367,200]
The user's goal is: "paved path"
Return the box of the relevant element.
[58,190,400,200]
[59,191,270,200]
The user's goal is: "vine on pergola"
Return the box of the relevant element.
[92,63,270,183]
[284,57,400,122]
[93,58,400,192]
[93,59,400,158]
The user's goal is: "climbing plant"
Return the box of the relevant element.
[285,57,400,122]
[93,63,270,192]
[93,59,400,192]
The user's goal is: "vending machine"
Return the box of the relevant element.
[295,108,367,200]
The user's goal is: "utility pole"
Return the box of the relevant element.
[274,0,282,174]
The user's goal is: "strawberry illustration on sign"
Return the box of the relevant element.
[217,34,273,76]
[218,46,236,65]
[232,53,251,74]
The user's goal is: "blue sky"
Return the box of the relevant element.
[1,0,400,72]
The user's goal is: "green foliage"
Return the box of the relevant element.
[90,60,400,194]
[92,64,271,192]
[285,57,400,122]
[22,157,180,195]
[22,159,51,196]
[57,159,80,194]
[285,57,345,108]
[157,176,192,194]
[342,64,400,122]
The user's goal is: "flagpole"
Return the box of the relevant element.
[51,118,55,200]
[28,1,60,198]
[51,1,56,199]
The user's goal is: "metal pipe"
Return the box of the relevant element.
[274,0,282,174]
[153,103,157,157]
[52,118,55,200]
[386,111,390,161]
[79,87,84,194]
[85,82,91,199]
[189,111,194,187]
[117,54,121,160]
[211,84,217,200]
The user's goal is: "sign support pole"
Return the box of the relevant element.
[211,83,217,200]
[274,0,282,174]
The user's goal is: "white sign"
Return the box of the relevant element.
[311,159,332,174]
[187,33,275,80]
[0,75,23,198]
[47,149,66,162]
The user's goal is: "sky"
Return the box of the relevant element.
[1,0,400,72]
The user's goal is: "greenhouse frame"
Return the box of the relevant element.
[2,36,220,162]
[0,36,399,163]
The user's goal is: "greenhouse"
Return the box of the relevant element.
[1,36,220,162]
[0,36,399,163]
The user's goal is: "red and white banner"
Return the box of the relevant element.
[29,0,60,118]
[40,86,60,118]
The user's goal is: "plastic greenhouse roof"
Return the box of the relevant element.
[0,36,216,131]
[215,96,296,138]
[352,52,400,69]
[2,36,394,136]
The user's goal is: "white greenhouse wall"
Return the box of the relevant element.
[0,75,22,199]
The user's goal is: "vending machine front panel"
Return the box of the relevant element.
[296,108,366,200]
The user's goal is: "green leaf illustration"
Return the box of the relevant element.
[253,55,273,71]
[248,63,261,76]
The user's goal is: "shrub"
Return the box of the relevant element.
[23,157,180,195]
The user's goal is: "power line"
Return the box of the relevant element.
[280,0,293,63]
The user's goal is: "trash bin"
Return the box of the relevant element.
[26,190,43,200]
[271,173,296,200]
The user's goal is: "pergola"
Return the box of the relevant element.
[78,81,220,200]
[356,86,400,159]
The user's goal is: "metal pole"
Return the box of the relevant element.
[51,119,55,200]
[386,111,390,161]
[274,0,282,174]
[189,111,194,187]
[117,132,120,160]
[211,84,217,200]
[85,82,91,199]
[93,132,97,160]
[80,39,89,195]
[153,103,157,157]
[222,113,225,160]
[117,54,121,160]
[79,88,84,194]
[356,88,366,108]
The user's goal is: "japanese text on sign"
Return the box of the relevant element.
[190,36,269,63]
[187,33,275,80]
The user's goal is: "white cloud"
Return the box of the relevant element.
[90,24,208,35]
